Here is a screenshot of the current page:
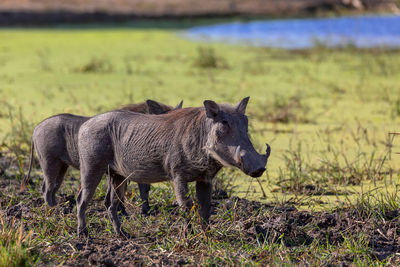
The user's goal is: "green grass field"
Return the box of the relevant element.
[1,22,400,265]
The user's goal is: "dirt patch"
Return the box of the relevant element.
[64,238,190,267]
[3,177,400,265]
[0,0,398,25]
[1,153,400,265]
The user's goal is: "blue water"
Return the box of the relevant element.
[185,15,400,49]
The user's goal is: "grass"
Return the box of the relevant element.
[2,166,400,265]
[275,130,392,196]
[192,46,229,69]
[251,92,311,123]
[73,57,114,73]
[0,22,398,203]
[0,215,35,266]
[2,156,400,265]
[0,21,399,265]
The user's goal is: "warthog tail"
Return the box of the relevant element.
[19,140,34,192]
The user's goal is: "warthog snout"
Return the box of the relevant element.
[249,167,266,178]
[235,143,271,177]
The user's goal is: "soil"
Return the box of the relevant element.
[1,154,400,266]
[0,0,398,25]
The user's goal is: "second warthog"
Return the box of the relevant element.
[21,100,183,215]
[77,97,271,237]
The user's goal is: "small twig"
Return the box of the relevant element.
[255,177,267,198]
[67,242,76,253]
[377,228,389,241]
[109,166,139,206]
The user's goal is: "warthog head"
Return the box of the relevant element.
[204,97,271,178]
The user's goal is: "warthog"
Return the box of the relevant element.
[77,97,271,237]
[20,100,183,215]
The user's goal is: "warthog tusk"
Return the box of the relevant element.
[235,146,242,165]
[264,144,271,160]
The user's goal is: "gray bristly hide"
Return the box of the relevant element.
[76,97,271,238]
[105,99,183,215]
[28,114,88,206]
[21,100,182,215]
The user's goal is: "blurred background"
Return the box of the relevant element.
[0,0,399,24]
[1,1,400,265]
[0,0,399,208]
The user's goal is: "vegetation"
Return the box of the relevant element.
[0,215,35,266]
[0,22,399,265]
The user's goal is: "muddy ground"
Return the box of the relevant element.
[0,0,398,25]
[1,153,400,266]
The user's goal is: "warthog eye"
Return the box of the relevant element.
[217,120,230,137]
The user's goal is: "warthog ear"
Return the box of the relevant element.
[204,100,220,119]
[174,100,183,110]
[235,96,250,114]
[146,99,166,115]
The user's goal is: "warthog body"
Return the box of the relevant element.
[77,97,271,237]
[21,100,182,215]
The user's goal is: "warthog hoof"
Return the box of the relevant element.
[118,204,130,218]
[78,227,88,237]
[141,203,155,216]
[119,229,132,239]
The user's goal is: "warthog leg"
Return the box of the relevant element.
[173,177,192,211]
[104,173,129,217]
[195,181,212,225]
[172,177,194,233]
[40,158,68,207]
[51,163,69,205]
[108,175,131,239]
[104,179,151,216]
[77,166,105,237]
[138,183,151,215]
